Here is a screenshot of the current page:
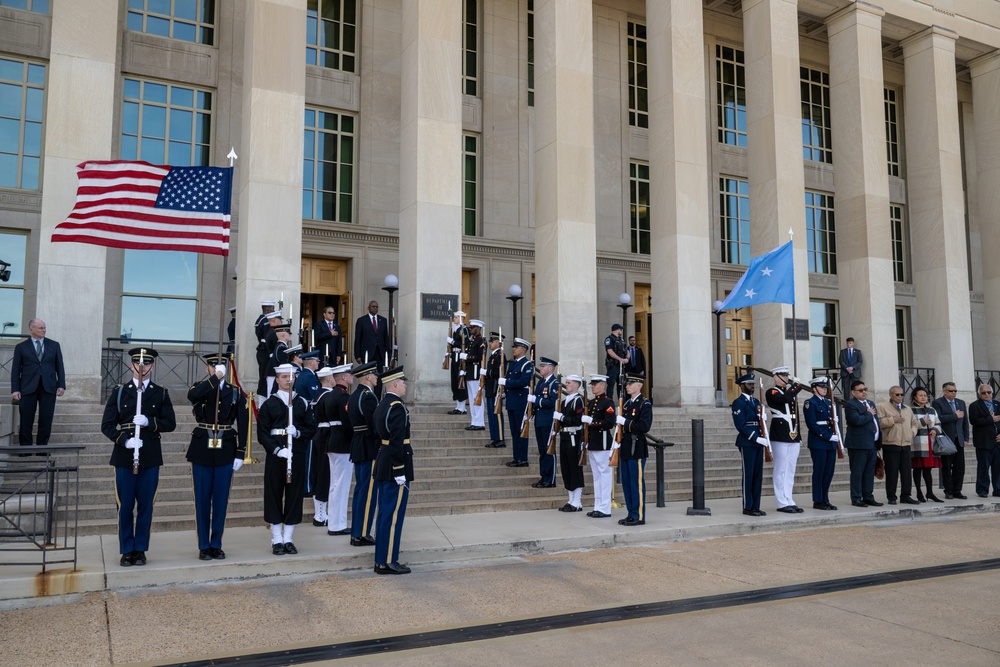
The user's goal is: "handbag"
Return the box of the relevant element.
[932,432,958,456]
[874,453,885,480]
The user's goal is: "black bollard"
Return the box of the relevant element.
[648,435,674,508]
[686,418,711,516]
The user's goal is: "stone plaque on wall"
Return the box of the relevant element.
[421,294,459,321]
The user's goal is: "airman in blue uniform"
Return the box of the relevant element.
[804,376,840,510]
[732,372,766,517]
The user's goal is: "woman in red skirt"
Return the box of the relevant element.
[911,387,942,502]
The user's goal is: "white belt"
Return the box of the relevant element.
[563,426,581,433]
[317,421,343,428]
[270,428,287,436]
[815,421,828,425]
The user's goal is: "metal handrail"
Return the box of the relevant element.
[102,338,228,401]
[974,370,1000,396]
[899,366,935,398]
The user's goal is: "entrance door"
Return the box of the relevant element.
[634,284,651,391]
[301,257,348,362]
[725,305,753,403]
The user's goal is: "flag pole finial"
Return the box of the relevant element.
[227,148,238,167]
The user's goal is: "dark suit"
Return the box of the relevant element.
[11,337,66,449]
[968,399,1000,496]
[838,346,863,397]
[844,398,878,503]
[932,394,969,496]
[354,313,390,369]
[313,318,342,364]
[624,345,646,378]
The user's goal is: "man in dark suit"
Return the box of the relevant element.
[932,382,970,499]
[625,336,646,378]
[838,337,863,398]
[843,379,884,507]
[353,300,390,370]
[313,304,342,365]
[10,319,66,452]
[968,384,1000,498]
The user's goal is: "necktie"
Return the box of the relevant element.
[849,349,853,364]
[35,339,42,359]
[372,316,377,333]
[328,321,334,332]
[950,400,956,412]
[630,347,635,365]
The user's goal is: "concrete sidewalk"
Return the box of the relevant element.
[3,490,998,603]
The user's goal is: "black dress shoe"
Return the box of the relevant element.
[776,506,797,513]
[977,493,989,498]
[887,499,897,505]
[284,542,298,555]
[211,548,226,560]
[589,511,611,518]
[944,493,954,499]
[446,409,463,415]
[120,553,135,567]
[618,518,628,525]
[826,504,838,511]
[531,481,556,488]
[374,563,391,574]
[621,517,643,526]
[465,425,485,431]
[350,537,375,547]
[851,501,868,507]
[132,551,146,566]
[328,528,351,536]
[865,500,884,507]
[793,506,804,513]
[954,493,967,499]
[312,518,328,527]
[900,497,920,505]
[813,502,832,510]
[489,441,507,448]
[505,460,529,468]
[199,549,212,561]
[742,509,757,516]
[272,543,286,555]
[388,561,411,574]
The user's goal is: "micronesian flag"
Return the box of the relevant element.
[716,241,795,311]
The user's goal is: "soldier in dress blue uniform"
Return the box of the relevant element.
[501,338,533,467]
[804,376,840,510]
[732,372,767,517]
[186,353,250,560]
[585,375,617,517]
[101,347,176,567]
[226,307,236,355]
[616,374,652,525]
[373,366,414,575]
[349,361,380,547]
[483,332,507,448]
[529,357,559,488]
[554,375,586,511]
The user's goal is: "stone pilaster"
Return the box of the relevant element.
[35,0,118,400]
[398,0,463,401]
[901,27,974,386]
[826,2,896,394]
[647,1,713,405]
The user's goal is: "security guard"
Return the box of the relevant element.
[766,366,807,513]
[554,374,586,511]
[325,364,355,537]
[616,374,652,525]
[483,332,507,448]
[804,376,839,510]
[186,353,250,560]
[464,319,487,432]
[101,347,176,567]
[732,372,767,517]
[604,324,627,399]
[373,366,414,575]
[584,374,616,517]
[349,361,380,547]
[529,357,559,488]
[446,310,469,414]
[500,338,533,467]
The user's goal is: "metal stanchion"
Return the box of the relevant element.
[687,419,712,516]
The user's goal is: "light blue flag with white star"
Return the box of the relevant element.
[716,241,795,311]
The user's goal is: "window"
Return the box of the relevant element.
[463,134,478,236]
[627,22,648,129]
[716,45,746,147]
[306,0,357,72]
[303,108,354,223]
[810,300,838,369]
[0,58,45,190]
[720,177,750,265]
[0,0,48,13]
[890,205,908,283]
[0,231,27,334]
[527,0,534,106]
[800,67,832,163]
[896,306,910,367]
[629,162,650,255]
[884,88,899,177]
[126,0,215,45]
[463,0,479,96]
[121,78,213,167]
[805,191,836,274]
[121,250,199,343]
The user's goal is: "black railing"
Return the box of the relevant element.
[974,370,1000,396]
[102,338,227,401]
[0,445,83,573]
[811,367,845,402]
[899,367,935,398]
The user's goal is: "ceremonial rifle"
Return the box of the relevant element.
[458,323,467,390]
[828,378,846,459]
[132,381,143,475]
[545,375,563,456]
[285,391,294,484]
[442,301,452,370]
[579,364,590,467]
[609,359,623,468]
[758,377,774,463]
[520,348,535,438]
[494,326,506,416]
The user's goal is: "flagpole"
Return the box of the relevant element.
[788,227,797,377]
[216,148,238,361]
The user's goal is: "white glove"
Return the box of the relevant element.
[553,411,563,422]
[581,415,593,424]
[232,459,243,472]
[791,376,801,385]
[830,435,840,443]
[446,337,455,345]
[286,425,299,438]
[756,437,769,446]
[527,395,536,404]
[498,378,506,387]
[395,475,406,486]
[612,442,621,450]
[125,437,143,451]
[276,447,292,460]
[616,415,626,426]
[132,414,149,427]
[459,370,466,377]
[459,353,468,360]
[215,364,227,379]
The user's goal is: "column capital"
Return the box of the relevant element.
[969,50,1000,78]
[900,25,958,55]
[825,1,884,35]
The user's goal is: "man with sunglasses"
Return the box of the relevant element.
[313,305,342,365]
[932,383,969,499]
[843,380,884,508]
[968,384,1000,498]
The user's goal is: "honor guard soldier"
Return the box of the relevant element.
[483,332,507,448]
[254,301,277,398]
[349,361,380,546]
[101,348,176,567]
[257,308,283,400]
[584,375,616,517]
[309,366,336,526]
[500,338,533,467]
[616,374,652,525]
[464,319,487,432]
[804,376,839,510]
[446,310,469,414]
[373,366,413,575]
[604,324,627,399]
[186,353,250,560]
[264,322,291,398]
[554,374,586,511]
[226,307,236,354]
[766,366,807,513]
[295,349,322,498]
[732,372,767,517]
[258,363,317,555]
[529,357,558,488]
[325,364,355,537]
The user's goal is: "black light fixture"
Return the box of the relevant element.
[506,284,522,338]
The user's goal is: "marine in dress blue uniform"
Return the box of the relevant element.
[731,373,766,517]
[483,332,507,448]
[555,375,586,511]
[530,357,559,487]
[616,374,652,525]
[373,366,414,574]
[186,353,250,560]
[803,376,839,510]
[502,338,533,467]
[101,348,176,566]
[349,361,380,546]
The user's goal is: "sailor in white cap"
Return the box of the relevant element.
[464,319,487,431]
[325,363,356,537]
[446,310,470,415]
[765,366,807,513]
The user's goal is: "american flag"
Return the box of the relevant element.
[52,160,232,256]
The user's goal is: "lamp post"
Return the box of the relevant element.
[617,293,632,396]
[382,274,398,367]
[507,284,522,339]
[712,300,725,407]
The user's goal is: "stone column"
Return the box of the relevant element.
[532,0,597,370]
[970,51,1000,368]
[742,0,810,377]
[901,27,974,387]
[234,0,307,386]
[646,1,713,405]
[826,3,896,394]
[398,0,463,401]
[35,0,118,400]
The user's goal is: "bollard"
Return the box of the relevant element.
[648,435,674,508]
[686,418,711,516]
